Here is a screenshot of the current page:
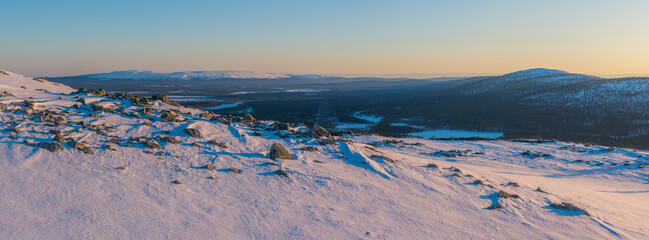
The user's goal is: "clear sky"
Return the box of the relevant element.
[1,0,648,77]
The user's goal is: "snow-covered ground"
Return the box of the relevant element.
[410,129,504,138]
[1,69,648,239]
[353,111,384,123]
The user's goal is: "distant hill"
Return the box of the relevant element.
[82,70,289,80]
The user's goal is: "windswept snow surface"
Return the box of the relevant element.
[1,69,648,239]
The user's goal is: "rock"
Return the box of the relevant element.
[506,182,520,187]
[67,140,86,150]
[0,103,7,110]
[497,190,520,199]
[160,111,176,122]
[144,140,163,149]
[203,164,214,170]
[82,146,94,154]
[301,146,319,152]
[199,112,211,119]
[90,103,104,111]
[370,154,397,163]
[550,202,590,216]
[151,94,168,102]
[273,122,290,131]
[171,180,182,184]
[159,135,179,144]
[266,162,277,166]
[243,113,256,123]
[317,138,337,145]
[487,203,503,210]
[8,128,21,133]
[107,138,121,144]
[312,123,331,138]
[269,143,292,160]
[426,163,438,168]
[473,180,484,185]
[207,140,227,148]
[24,139,34,146]
[89,113,100,118]
[535,187,549,193]
[274,169,290,178]
[183,128,202,138]
[102,144,116,151]
[37,142,63,152]
[192,142,200,147]
[54,133,65,142]
[228,167,240,174]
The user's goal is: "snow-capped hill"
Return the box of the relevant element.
[87,70,289,80]
[285,74,335,79]
[1,69,649,238]
[456,68,599,96]
[502,68,569,79]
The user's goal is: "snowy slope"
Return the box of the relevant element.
[1,69,648,239]
[86,70,289,80]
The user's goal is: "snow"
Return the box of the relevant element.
[166,95,216,102]
[1,68,648,239]
[87,70,289,80]
[334,123,373,130]
[390,122,425,129]
[204,102,244,110]
[503,68,569,79]
[409,129,504,138]
[285,88,330,93]
[352,111,384,123]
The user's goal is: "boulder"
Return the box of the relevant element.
[0,103,7,110]
[67,140,86,150]
[183,128,202,138]
[160,111,176,122]
[550,202,589,216]
[207,140,227,148]
[317,138,337,145]
[159,135,179,144]
[274,169,290,178]
[269,143,292,160]
[54,134,65,142]
[151,94,168,102]
[37,142,63,152]
[82,146,95,154]
[497,190,520,199]
[243,113,256,123]
[312,123,331,138]
[144,140,163,149]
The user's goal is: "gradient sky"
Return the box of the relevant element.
[1,0,648,77]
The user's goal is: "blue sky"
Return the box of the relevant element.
[1,0,648,77]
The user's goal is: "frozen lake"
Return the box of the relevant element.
[409,130,503,138]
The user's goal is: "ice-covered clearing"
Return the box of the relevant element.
[410,129,504,138]
[353,111,384,123]
[0,69,648,239]
[204,102,244,110]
